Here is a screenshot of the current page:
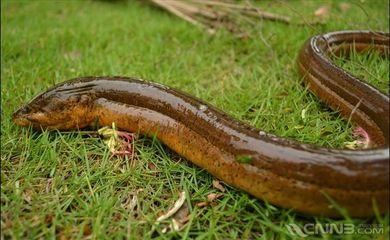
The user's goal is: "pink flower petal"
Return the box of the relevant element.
[98,126,137,157]
[352,127,371,148]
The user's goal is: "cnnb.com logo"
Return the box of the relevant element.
[286,223,384,237]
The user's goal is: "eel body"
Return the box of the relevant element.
[12,31,389,217]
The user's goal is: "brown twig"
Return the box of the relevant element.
[169,0,220,20]
[150,0,200,26]
[150,0,216,34]
[148,0,300,37]
[189,0,291,24]
[241,7,291,24]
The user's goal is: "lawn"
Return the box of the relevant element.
[1,0,389,239]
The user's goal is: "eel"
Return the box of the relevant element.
[12,30,389,217]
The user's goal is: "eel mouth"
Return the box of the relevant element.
[12,104,44,128]
[12,115,31,127]
[12,105,31,127]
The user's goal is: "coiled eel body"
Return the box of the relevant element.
[12,31,389,217]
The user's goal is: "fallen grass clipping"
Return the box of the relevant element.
[1,0,389,239]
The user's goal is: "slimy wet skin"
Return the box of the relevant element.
[12,31,389,217]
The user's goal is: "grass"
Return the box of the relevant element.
[1,0,389,239]
[332,49,389,94]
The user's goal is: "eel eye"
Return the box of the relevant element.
[16,105,32,115]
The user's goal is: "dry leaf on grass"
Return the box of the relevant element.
[196,201,209,207]
[207,193,223,202]
[64,50,81,60]
[196,192,224,207]
[314,5,331,18]
[83,224,92,237]
[157,191,186,222]
[212,180,225,192]
[338,3,351,12]
[45,178,54,193]
[156,191,191,233]
[147,162,159,176]
[22,189,33,203]
[45,214,54,225]
[161,201,190,233]
[121,189,143,212]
